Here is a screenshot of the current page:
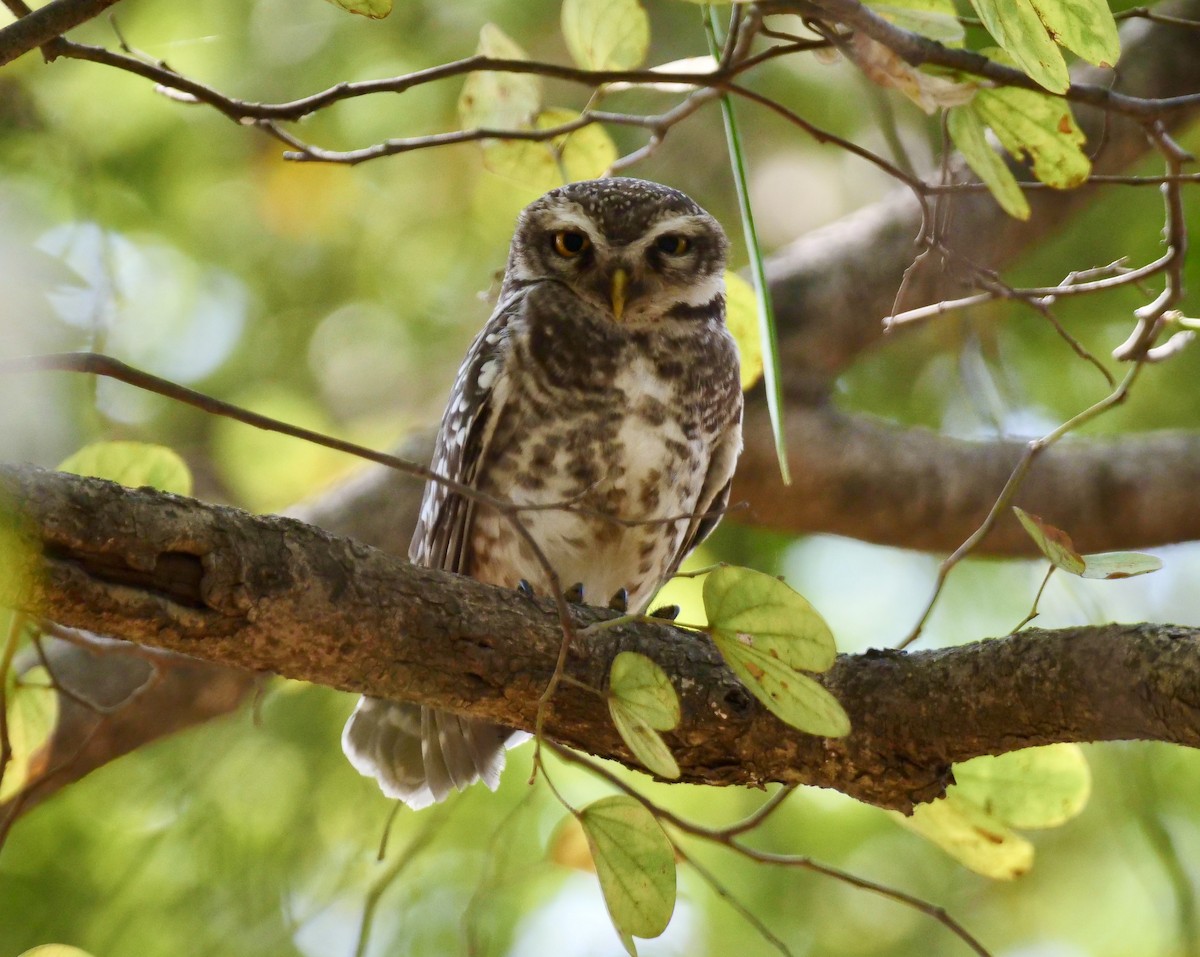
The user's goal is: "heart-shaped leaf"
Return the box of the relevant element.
[579,796,677,950]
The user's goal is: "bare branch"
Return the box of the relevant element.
[733,401,1200,555]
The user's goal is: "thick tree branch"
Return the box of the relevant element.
[0,0,123,68]
[734,404,1200,555]
[4,465,1198,813]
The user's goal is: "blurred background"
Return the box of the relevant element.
[2,0,1199,955]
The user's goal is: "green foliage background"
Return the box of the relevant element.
[2,1,1200,955]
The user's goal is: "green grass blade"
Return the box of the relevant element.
[704,6,791,484]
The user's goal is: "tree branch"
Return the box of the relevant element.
[0,0,123,68]
[734,403,1200,555]
[5,464,1198,813]
[766,1,1200,384]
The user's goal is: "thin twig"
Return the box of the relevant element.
[549,744,993,957]
[899,361,1146,648]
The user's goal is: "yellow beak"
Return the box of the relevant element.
[610,268,628,321]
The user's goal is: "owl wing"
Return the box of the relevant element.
[409,292,520,573]
[669,362,744,574]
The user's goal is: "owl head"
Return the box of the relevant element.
[504,178,729,326]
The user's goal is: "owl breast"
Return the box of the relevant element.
[465,308,738,611]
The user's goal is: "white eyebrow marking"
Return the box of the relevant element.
[545,209,608,249]
[627,214,712,254]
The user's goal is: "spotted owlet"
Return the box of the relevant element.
[342,177,743,808]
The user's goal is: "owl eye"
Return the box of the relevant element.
[552,230,591,257]
[654,234,690,256]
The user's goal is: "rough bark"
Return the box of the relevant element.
[5,465,1199,813]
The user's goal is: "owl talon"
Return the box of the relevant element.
[650,604,680,621]
[563,582,585,604]
[608,588,629,612]
[516,579,536,601]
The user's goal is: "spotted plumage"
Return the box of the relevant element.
[342,178,743,808]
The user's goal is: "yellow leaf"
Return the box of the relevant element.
[723,272,763,391]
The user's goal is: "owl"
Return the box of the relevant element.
[342,177,743,808]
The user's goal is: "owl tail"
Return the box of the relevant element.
[341,696,518,809]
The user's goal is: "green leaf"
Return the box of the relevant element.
[866,0,965,43]
[482,107,617,190]
[57,441,193,496]
[724,271,764,391]
[0,498,39,609]
[974,85,1090,189]
[897,745,1091,878]
[609,652,680,730]
[0,666,58,803]
[947,105,1030,220]
[1012,506,1086,574]
[1014,508,1163,579]
[579,796,677,946]
[1028,0,1120,66]
[968,0,1069,92]
[609,706,680,780]
[703,566,837,673]
[1079,551,1163,580]
[705,7,789,482]
[562,0,650,71]
[897,792,1035,879]
[954,744,1091,829]
[320,0,391,17]
[458,25,542,132]
[608,652,680,779]
[709,631,851,737]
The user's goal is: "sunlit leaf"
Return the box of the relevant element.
[483,108,617,190]
[867,0,965,43]
[899,745,1091,877]
[17,947,99,957]
[458,24,542,131]
[974,85,1090,189]
[562,0,650,71]
[709,631,851,736]
[947,105,1030,220]
[579,796,677,947]
[898,791,1035,879]
[724,271,764,391]
[1013,507,1086,574]
[0,498,39,609]
[703,565,837,673]
[968,0,1069,92]
[954,744,1092,829]
[1079,551,1163,580]
[1,666,58,803]
[57,441,193,496]
[608,652,681,779]
[1028,0,1120,66]
[319,0,391,17]
[609,652,680,730]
